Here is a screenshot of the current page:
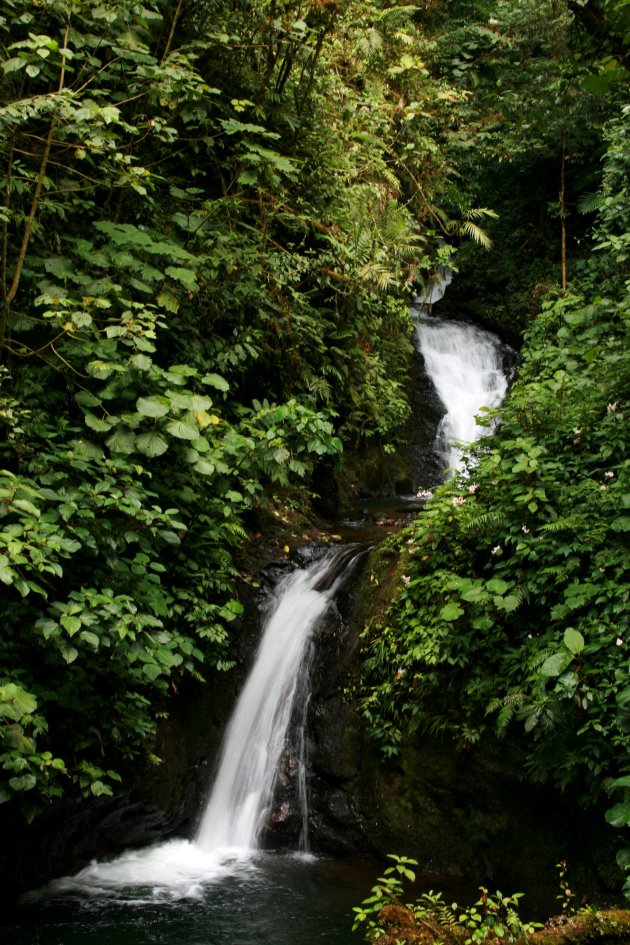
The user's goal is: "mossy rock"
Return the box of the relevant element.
[369,904,630,945]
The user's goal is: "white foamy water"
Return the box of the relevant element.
[415,315,512,475]
[196,548,359,852]
[24,548,361,905]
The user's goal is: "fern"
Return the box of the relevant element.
[463,510,506,532]
[577,191,604,214]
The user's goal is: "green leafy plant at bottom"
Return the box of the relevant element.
[352,855,541,944]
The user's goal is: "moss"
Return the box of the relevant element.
[367,906,630,945]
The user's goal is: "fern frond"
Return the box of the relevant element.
[376,5,419,27]
[464,510,506,533]
[356,27,384,59]
[539,518,580,533]
[577,191,604,214]
[460,220,493,249]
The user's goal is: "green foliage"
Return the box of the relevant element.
[357,105,629,894]
[352,855,540,943]
[0,0,484,814]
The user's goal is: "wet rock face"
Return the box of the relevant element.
[408,344,448,491]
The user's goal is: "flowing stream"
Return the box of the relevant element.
[7,548,368,944]
[3,307,517,943]
[414,315,513,476]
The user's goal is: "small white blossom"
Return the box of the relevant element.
[402,575,410,585]
[600,484,607,491]
[491,479,499,486]
[522,525,530,534]
[599,567,606,573]
[605,470,615,478]
[451,495,466,506]
[416,489,433,499]
[468,483,479,493]
[573,428,582,435]
[616,638,624,647]
[608,402,619,412]
[491,545,501,555]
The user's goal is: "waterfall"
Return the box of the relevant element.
[414,315,513,476]
[196,546,361,854]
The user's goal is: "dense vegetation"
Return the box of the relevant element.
[356,1,630,901]
[0,0,483,815]
[0,0,627,904]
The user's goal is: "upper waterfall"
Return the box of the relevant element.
[414,315,513,477]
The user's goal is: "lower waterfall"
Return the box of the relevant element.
[16,546,366,935]
[196,546,361,853]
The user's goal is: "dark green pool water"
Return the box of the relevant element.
[1,849,379,945]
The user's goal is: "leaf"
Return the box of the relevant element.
[60,614,82,636]
[84,413,112,432]
[486,578,509,595]
[157,290,180,313]
[165,266,198,291]
[106,428,136,454]
[606,801,630,829]
[60,644,79,664]
[136,396,170,418]
[440,602,464,621]
[194,459,216,476]
[202,373,230,392]
[8,774,37,792]
[135,432,169,457]
[80,630,100,649]
[563,627,585,655]
[166,419,199,440]
[540,652,573,677]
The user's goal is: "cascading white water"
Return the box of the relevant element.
[23,547,362,906]
[196,547,359,853]
[415,315,511,475]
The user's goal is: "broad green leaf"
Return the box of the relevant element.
[194,460,216,476]
[106,429,136,454]
[606,801,630,828]
[8,774,37,792]
[202,373,230,392]
[440,602,464,621]
[166,419,198,440]
[61,614,82,636]
[486,578,509,595]
[136,396,170,418]
[136,432,169,457]
[84,413,113,432]
[563,627,585,654]
[541,652,573,677]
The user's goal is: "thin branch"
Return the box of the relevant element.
[161,0,185,63]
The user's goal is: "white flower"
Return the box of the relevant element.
[605,470,615,478]
[491,545,501,555]
[616,638,624,647]
[416,489,433,499]
[599,567,606,573]
[468,483,479,493]
[573,427,582,435]
[522,525,530,534]
[451,495,466,506]
[608,402,618,412]
[402,575,410,585]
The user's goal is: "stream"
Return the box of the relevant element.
[2,313,514,944]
